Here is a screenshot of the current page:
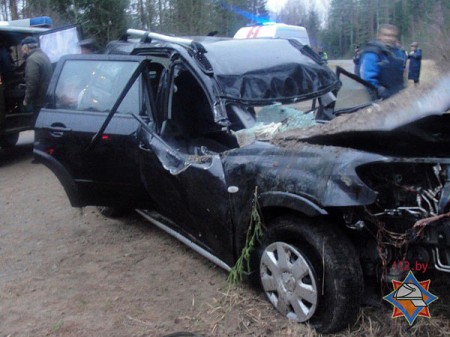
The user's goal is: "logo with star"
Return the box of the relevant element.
[383,271,438,325]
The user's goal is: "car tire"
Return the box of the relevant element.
[96,206,133,218]
[0,133,19,149]
[253,215,363,334]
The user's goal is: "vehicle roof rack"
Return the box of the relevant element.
[126,29,193,46]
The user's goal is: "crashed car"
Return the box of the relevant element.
[33,30,450,333]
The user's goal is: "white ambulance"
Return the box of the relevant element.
[234,23,310,46]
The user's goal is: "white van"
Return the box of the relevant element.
[234,23,310,46]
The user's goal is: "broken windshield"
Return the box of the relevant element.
[231,101,317,147]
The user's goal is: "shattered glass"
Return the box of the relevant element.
[233,103,317,147]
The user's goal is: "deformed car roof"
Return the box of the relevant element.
[108,33,340,104]
[198,38,339,103]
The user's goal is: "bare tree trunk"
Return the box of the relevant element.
[138,0,147,29]
[1,0,9,21]
[368,0,375,39]
[383,0,389,23]
[9,0,18,20]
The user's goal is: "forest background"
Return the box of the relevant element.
[1,0,449,67]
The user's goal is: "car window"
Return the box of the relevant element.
[116,78,139,115]
[54,60,139,113]
[334,67,376,113]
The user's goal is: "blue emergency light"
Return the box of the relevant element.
[30,16,52,27]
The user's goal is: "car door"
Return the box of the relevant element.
[34,54,153,209]
[135,60,235,265]
[137,127,235,265]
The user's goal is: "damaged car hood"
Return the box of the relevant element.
[273,75,450,156]
[200,38,339,103]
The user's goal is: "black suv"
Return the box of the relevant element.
[33,30,450,333]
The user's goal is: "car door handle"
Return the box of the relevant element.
[48,126,72,132]
[47,124,72,137]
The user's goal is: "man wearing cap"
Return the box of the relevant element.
[21,36,52,117]
[408,42,422,86]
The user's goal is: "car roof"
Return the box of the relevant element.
[107,32,339,104]
[199,38,337,102]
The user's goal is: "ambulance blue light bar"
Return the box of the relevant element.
[5,16,52,28]
[30,16,52,27]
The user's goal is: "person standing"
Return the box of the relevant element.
[408,42,422,86]
[360,24,405,99]
[318,47,328,64]
[21,36,52,116]
[352,45,361,76]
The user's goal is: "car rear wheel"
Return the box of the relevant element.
[0,133,19,149]
[255,215,363,334]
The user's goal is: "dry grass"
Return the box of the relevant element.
[411,59,440,86]
[193,282,450,337]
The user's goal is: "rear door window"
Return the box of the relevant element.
[54,59,139,113]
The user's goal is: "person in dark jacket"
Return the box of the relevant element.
[408,42,422,86]
[353,45,361,76]
[360,24,405,99]
[21,36,52,116]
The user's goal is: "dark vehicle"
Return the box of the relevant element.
[0,18,80,148]
[33,30,450,333]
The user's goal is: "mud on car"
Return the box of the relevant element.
[33,30,450,333]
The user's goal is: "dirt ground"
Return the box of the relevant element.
[1,60,450,337]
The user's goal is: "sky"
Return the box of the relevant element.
[266,0,330,18]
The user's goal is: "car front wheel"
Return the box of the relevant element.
[255,215,363,334]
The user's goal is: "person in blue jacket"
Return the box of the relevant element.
[408,42,422,86]
[360,24,405,99]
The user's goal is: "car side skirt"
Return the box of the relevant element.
[136,209,232,272]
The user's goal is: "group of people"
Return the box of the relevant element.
[352,24,422,99]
